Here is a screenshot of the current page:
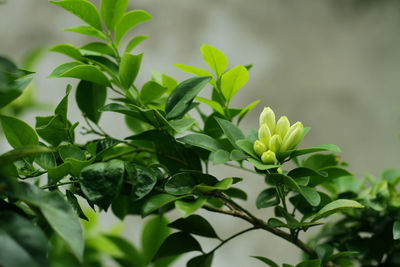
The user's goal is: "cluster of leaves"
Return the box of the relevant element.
[0,0,399,267]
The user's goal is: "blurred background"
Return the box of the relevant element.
[1,0,400,266]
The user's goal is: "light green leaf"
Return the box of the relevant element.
[115,10,152,44]
[221,65,249,102]
[141,216,170,265]
[173,64,216,87]
[212,149,230,165]
[236,139,258,159]
[49,43,83,61]
[63,25,108,41]
[177,133,223,152]
[312,199,364,221]
[50,64,110,86]
[247,158,280,170]
[100,0,128,30]
[0,115,39,148]
[195,177,233,192]
[200,44,228,78]
[215,117,245,148]
[140,81,167,104]
[50,0,102,30]
[48,61,82,78]
[125,35,149,52]
[251,256,279,267]
[119,52,142,90]
[80,42,114,56]
[195,97,224,115]
[175,197,207,218]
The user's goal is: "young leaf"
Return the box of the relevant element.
[140,81,167,104]
[50,64,110,86]
[49,43,83,61]
[215,117,245,148]
[168,215,219,239]
[80,42,114,56]
[311,199,364,222]
[141,194,181,217]
[50,0,102,30]
[80,159,125,210]
[0,211,48,267]
[115,10,152,44]
[251,256,279,267]
[126,35,148,52]
[75,80,107,123]
[200,44,228,78]
[141,216,170,265]
[119,52,142,90]
[153,232,202,261]
[394,221,400,240]
[100,0,128,31]
[247,158,280,171]
[0,115,39,148]
[175,197,207,218]
[165,76,211,120]
[195,97,225,115]
[63,25,108,41]
[177,133,224,152]
[221,65,249,102]
[173,64,216,87]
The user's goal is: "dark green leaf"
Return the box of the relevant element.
[49,63,110,86]
[165,173,197,195]
[100,0,128,30]
[295,259,322,267]
[0,146,51,165]
[236,139,258,158]
[80,42,114,56]
[153,232,202,261]
[141,194,181,217]
[59,144,86,161]
[50,0,102,30]
[178,133,224,152]
[215,117,244,148]
[80,159,125,210]
[256,188,279,209]
[119,53,142,90]
[175,197,207,218]
[0,115,38,148]
[169,214,219,239]
[76,80,107,123]
[225,187,247,200]
[125,163,157,200]
[115,10,152,44]
[212,149,230,165]
[0,211,48,267]
[277,144,341,160]
[168,118,196,134]
[251,256,279,267]
[247,158,280,170]
[195,177,233,193]
[187,253,214,267]
[66,190,88,221]
[141,215,170,265]
[393,221,400,240]
[165,76,211,120]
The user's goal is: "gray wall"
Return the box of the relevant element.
[1,0,400,266]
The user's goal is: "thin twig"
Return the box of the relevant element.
[207,227,258,255]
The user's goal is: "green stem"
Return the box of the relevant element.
[41,180,79,190]
[224,163,260,175]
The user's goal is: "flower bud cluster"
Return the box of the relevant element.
[253,107,304,164]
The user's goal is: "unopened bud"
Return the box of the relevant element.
[253,140,267,156]
[269,134,282,153]
[275,116,290,138]
[280,121,304,151]
[277,167,283,174]
[258,124,271,147]
[261,150,276,164]
[259,107,276,133]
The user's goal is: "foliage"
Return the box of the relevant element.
[0,1,398,266]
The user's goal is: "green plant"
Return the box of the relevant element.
[0,1,399,266]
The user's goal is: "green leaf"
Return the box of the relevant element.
[278,144,341,160]
[312,199,364,221]
[187,254,214,267]
[153,232,202,261]
[11,183,84,260]
[230,149,247,161]
[0,211,48,267]
[47,163,71,183]
[80,42,114,56]
[140,81,167,104]
[141,215,170,265]
[200,44,228,78]
[173,64,216,87]
[0,146,52,165]
[119,52,142,90]
[195,177,233,193]
[296,259,322,267]
[256,188,280,209]
[225,187,247,200]
[80,159,125,210]
[178,133,224,152]
[49,43,83,61]
[125,163,157,201]
[393,221,400,240]
[215,117,245,149]
[100,0,128,31]
[50,0,102,30]
[0,115,39,148]
[66,190,88,221]
[212,149,230,165]
[221,65,249,102]
[251,256,279,267]
[75,80,107,123]
[238,99,260,124]
[115,10,152,44]
[103,234,143,264]
[195,97,224,115]
[141,194,180,217]
[168,214,219,239]
[165,76,211,120]
[165,173,197,195]
[63,24,108,41]
[59,144,86,161]
[236,139,258,158]
[299,186,321,207]
[247,158,280,170]
[168,118,196,134]
[126,35,148,52]
[49,63,110,86]
[175,197,207,218]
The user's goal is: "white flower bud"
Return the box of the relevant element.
[280,121,304,151]
[275,116,290,139]
[253,140,267,156]
[258,124,271,147]
[259,107,276,133]
[261,150,276,164]
[269,134,282,153]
